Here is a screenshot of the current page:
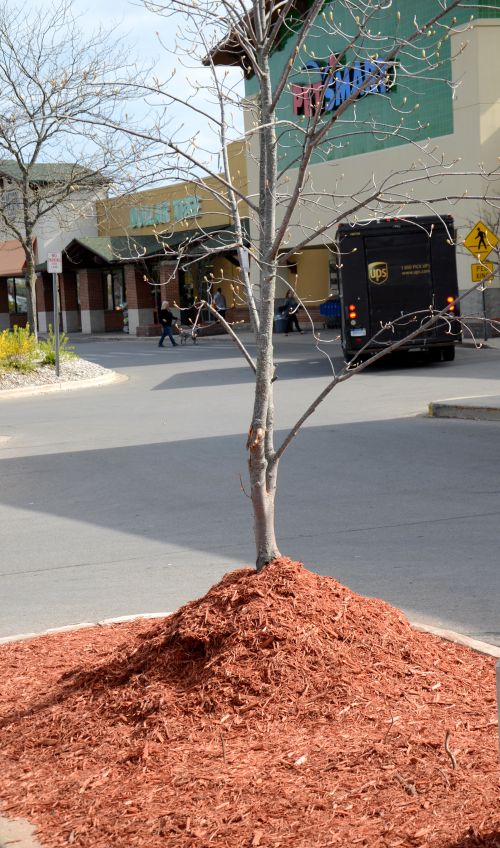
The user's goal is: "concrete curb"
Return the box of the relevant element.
[0,815,42,848]
[429,399,500,422]
[0,370,127,400]
[411,622,500,658]
[1,610,499,657]
[0,612,171,645]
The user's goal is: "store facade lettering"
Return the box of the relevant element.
[292,54,396,118]
[130,195,201,229]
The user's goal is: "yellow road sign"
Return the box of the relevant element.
[463,220,498,261]
[471,261,495,283]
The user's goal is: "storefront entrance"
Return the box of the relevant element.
[178,260,214,324]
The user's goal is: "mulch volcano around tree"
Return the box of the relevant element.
[1,559,499,847]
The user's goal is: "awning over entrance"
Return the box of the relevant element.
[79,225,248,263]
[0,240,26,276]
[35,235,166,272]
[21,220,251,337]
[35,222,249,273]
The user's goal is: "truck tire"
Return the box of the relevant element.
[428,348,443,362]
[442,346,455,362]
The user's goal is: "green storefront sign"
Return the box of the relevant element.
[130,196,201,229]
[245,0,498,170]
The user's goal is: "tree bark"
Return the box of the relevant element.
[247,22,282,571]
[247,264,282,569]
[250,448,280,570]
[24,235,38,337]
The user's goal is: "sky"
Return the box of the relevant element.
[25,0,245,183]
[27,0,181,79]
[70,0,173,65]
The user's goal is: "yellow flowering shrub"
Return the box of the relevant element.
[0,325,39,372]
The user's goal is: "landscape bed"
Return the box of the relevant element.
[0,559,499,847]
[0,358,110,391]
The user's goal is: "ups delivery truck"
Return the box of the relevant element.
[337,216,460,362]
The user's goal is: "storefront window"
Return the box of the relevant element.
[179,261,213,322]
[7,277,28,313]
[147,264,162,318]
[180,262,213,305]
[103,269,126,310]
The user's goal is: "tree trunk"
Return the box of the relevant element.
[24,235,38,338]
[25,258,37,336]
[249,445,280,570]
[247,29,281,571]
[248,267,281,570]
[248,310,281,569]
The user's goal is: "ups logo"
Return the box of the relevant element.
[368,261,389,285]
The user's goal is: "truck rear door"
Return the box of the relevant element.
[365,233,434,344]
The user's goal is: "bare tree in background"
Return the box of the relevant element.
[0,0,155,334]
[94,0,500,568]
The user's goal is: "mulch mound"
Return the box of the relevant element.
[0,558,499,847]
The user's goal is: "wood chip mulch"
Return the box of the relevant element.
[1,558,499,847]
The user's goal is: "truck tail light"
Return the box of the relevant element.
[348,303,357,320]
[446,296,456,313]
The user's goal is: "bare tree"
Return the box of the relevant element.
[89,0,500,568]
[0,0,152,333]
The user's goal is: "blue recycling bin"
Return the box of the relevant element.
[320,299,341,327]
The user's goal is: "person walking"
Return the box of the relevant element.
[158,301,178,347]
[213,287,227,320]
[283,289,303,334]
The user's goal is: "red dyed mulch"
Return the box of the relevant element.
[0,559,499,847]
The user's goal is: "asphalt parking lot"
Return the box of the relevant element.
[1,332,500,644]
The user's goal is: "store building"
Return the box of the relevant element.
[212,1,500,324]
[0,143,249,336]
[0,163,108,332]
[89,140,249,335]
[0,240,28,326]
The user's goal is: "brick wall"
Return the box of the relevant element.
[159,262,180,306]
[226,306,249,325]
[60,269,79,312]
[36,273,54,312]
[104,310,124,332]
[124,264,153,310]
[78,269,104,311]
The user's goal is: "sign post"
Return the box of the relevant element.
[464,222,498,342]
[47,252,62,377]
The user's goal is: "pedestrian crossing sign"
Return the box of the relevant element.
[463,220,498,261]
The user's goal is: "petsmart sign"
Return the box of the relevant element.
[130,195,201,229]
[291,54,396,118]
